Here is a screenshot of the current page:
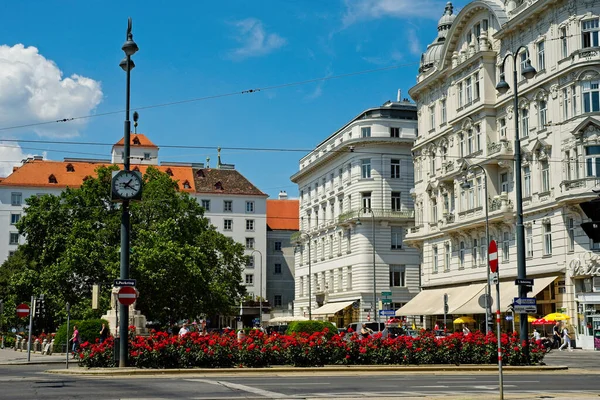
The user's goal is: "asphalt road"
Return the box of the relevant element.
[0,365,598,399]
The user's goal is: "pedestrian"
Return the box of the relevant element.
[559,324,573,351]
[360,323,373,339]
[532,328,541,342]
[178,323,189,338]
[462,324,471,336]
[70,325,80,358]
[99,323,109,344]
[552,321,561,349]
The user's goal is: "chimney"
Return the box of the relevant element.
[397,89,402,102]
[278,190,288,200]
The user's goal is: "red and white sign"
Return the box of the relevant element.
[489,240,498,273]
[118,286,137,305]
[16,303,30,318]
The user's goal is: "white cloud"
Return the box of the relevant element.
[0,44,102,137]
[227,18,286,60]
[342,0,444,26]
[407,29,422,55]
[0,142,46,177]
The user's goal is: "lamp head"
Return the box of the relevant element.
[461,181,471,190]
[496,74,510,94]
[356,218,362,226]
[521,59,537,80]
[119,56,136,71]
[122,18,138,56]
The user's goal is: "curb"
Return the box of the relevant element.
[45,365,569,376]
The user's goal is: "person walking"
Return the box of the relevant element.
[99,323,109,344]
[552,321,561,349]
[559,324,573,351]
[462,324,471,336]
[178,323,190,338]
[70,325,80,359]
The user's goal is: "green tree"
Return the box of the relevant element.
[0,166,246,331]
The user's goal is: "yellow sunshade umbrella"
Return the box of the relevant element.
[453,316,476,324]
[543,312,570,321]
[515,315,537,323]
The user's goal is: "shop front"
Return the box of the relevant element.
[571,254,600,350]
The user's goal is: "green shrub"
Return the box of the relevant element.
[55,319,108,348]
[286,321,337,339]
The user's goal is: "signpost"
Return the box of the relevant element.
[16,303,30,318]
[515,278,533,286]
[379,310,396,317]
[117,286,137,306]
[513,297,537,314]
[114,279,137,287]
[489,240,503,400]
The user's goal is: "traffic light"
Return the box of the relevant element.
[38,295,45,317]
[580,197,600,242]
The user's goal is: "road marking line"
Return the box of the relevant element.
[186,379,289,398]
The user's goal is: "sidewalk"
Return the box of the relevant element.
[0,348,75,365]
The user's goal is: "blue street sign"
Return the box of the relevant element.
[379,310,396,317]
[513,297,537,314]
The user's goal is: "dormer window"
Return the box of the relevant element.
[133,166,140,172]
[133,137,141,145]
[183,180,191,189]
[48,174,58,184]
[196,170,205,178]
[166,168,173,176]
[66,164,75,172]
[215,181,223,190]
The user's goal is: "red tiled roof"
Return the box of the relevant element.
[267,199,299,231]
[0,160,195,192]
[114,133,158,148]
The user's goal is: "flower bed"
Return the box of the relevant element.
[77,328,546,368]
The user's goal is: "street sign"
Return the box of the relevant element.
[488,240,498,273]
[381,291,392,297]
[478,294,493,309]
[490,272,499,285]
[114,279,137,287]
[16,303,30,318]
[515,278,534,286]
[513,297,537,314]
[379,310,396,317]
[381,298,392,304]
[117,286,137,305]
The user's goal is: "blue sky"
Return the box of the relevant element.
[0,0,468,198]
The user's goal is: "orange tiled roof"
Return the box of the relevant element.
[0,160,196,192]
[266,199,299,231]
[114,133,158,148]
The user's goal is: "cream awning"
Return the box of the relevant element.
[395,283,486,316]
[312,300,356,315]
[448,283,488,314]
[496,275,558,312]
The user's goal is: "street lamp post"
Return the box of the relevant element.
[461,165,491,334]
[251,249,263,327]
[297,235,312,320]
[118,17,138,368]
[496,46,537,353]
[356,208,377,325]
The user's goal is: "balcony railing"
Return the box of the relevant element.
[338,208,414,224]
[487,140,512,156]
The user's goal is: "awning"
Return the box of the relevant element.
[448,283,487,314]
[312,300,356,315]
[496,275,558,312]
[396,283,486,316]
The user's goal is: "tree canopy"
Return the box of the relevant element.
[0,166,246,331]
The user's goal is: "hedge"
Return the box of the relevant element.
[286,320,337,339]
[54,319,109,348]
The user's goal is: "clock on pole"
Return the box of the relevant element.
[111,170,143,201]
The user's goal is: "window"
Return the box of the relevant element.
[583,80,600,113]
[433,246,439,273]
[66,164,75,172]
[582,18,600,48]
[361,192,371,210]
[520,108,529,136]
[391,159,400,178]
[480,237,487,264]
[563,88,569,120]
[467,129,473,154]
[445,243,450,272]
[430,152,436,176]
[539,100,547,128]
[475,125,482,151]
[441,99,447,124]
[541,160,550,192]
[391,227,403,249]
[523,166,531,197]
[475,72,481,100]
[568,217,575,252]
[431,198,438,222]
[391,191,401,211]
[245,238,255,249]
[565,151,572,181]
[223,200,232,212]
[442,193,449,213]
[537,40,545,71]
[223,219,232,231]
[572,84,577,116]
[459,133,465,157]
[501,172,510,193]
[144,152,151,160]
[519,52,527,81]
[466,77,472,104]
[574,148,580,179]
[459,241,465,269]
[274,241,282,251]
[543,222,552,255]
[526,226,533,258]
[502,232,510,262]
[245,201,255,213]
[274,263,282,274]
[245,274,254,285]
[390,127,400,138]
[499,118,506,138]
[458,82,463,107]
[361,159,371,179]
[245,219,254,231]
[346,266,352,290]
[429,105,436,130]
[11,192,22,206]
[585,146,600,177]
[361,127,371,138]
[274,295,282,307]
[10,213,20,225]
[472,238,478,268]
[561,26,568,58]
[389,265,406,287]
[246,255,255,268]
[9,232,19,245]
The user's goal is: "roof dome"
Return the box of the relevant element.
[419,2,455,73]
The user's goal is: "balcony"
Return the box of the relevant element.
[338,208,414,224]
[487,140,512,156]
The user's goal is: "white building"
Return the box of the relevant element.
[290,99,420,327]
[0,134,267,328]
[401,0,600,348]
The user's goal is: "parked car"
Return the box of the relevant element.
[267,325,288,335]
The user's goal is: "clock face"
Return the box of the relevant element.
[113,171,142,199]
